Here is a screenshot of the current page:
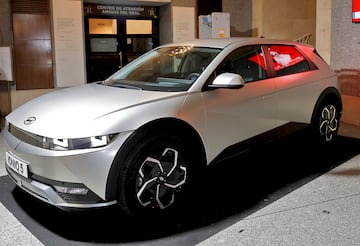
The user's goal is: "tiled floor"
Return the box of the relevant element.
[0,130,44,245]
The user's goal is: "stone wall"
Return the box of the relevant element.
[331,1,360,126]
[331,0,360,71]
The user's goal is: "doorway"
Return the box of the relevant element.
[84,4,159,82]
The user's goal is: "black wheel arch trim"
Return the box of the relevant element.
[105,118,207,201]
[310,86,343,125]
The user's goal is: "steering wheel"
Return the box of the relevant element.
[187,73,200,80]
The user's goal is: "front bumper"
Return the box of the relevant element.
[3,125,133,209]
[6,165,117,208]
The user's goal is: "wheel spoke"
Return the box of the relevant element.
[159,148,178,175]
[137,177,158,207]
[156,184,175,209]
[164,165,187,188]
[139,157,163,179]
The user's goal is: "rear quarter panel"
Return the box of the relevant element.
[274,45,339,124]
[274,71,337,123]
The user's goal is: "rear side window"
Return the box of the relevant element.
[268,45,310,76]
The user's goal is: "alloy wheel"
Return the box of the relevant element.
[136,148,187,209]
[319,104,338,142]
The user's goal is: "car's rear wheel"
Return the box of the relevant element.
[312,100,341,143]
[116,133,197,217]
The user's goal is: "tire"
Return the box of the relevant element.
[312,100,341,143]
[116,133,197,217]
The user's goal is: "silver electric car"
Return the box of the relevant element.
[3,38,342,216]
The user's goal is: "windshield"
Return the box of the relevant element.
[105,46,221,92]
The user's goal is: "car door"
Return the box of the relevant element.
[266,44,320,124]
[202,45,283,162]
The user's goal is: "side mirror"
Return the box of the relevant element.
[208,72,245,89]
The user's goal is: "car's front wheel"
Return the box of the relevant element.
[116,133,197,217]
[312,100,341,143]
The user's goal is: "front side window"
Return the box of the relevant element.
[105,46,221,91]
[268,45,310,76]
[216,45,267,83]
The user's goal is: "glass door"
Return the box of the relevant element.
[85,16,159,82]
[124,18,157,63]
[86,17,120,82]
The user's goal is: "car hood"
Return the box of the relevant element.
[6,83,187,138]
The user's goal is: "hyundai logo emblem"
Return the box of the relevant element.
[24,116,36,125]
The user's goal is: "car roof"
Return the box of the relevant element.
[161,37,313,49]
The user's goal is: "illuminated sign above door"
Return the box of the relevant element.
[84,4,157,17]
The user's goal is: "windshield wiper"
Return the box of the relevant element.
[110,83,142,90]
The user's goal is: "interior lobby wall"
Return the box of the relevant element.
[316,0,332,64]
[251,0,316,46]
[223,0,252,37]
[159,0,196,44]
[2,0,360,115]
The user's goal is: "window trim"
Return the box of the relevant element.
[204,44,268,89]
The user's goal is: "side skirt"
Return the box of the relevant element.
[209,122,309,165]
